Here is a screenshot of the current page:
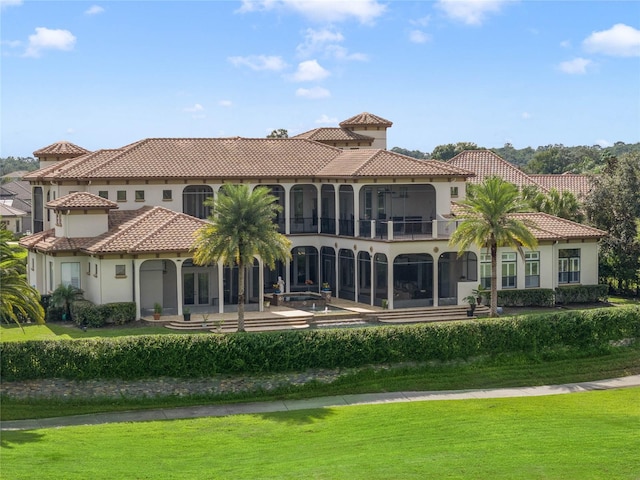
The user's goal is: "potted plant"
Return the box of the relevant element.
[183,307,191,322]
[381,298,389,310]
[321,282,331,291]
[463,295,477,317]
[273,283,281,293]
[471,285,487,305]
[153,302,162,320]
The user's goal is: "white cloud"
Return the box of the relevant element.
[560,40,571,49]
[85,5,105,15]
[292,60,330,82]
[558,57,592,75]
[228,55,287,71]
[296,86,331,99]
[315,114,338,124]
[436,0,512,26]
[218,100,233,107]
[296,28,367,61]
[521,112,531,120]
[237,0,386,25]
[24,27,76,58]
[595,139,612,148]
[410,16,431,27]
[183,104,204,113]
[0,0,23,9]
[1,39,22,48]
[583,23,640,57]
[409,30,432,44]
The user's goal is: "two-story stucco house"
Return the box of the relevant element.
[20,113,606,319]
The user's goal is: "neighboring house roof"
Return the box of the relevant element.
[19,206,209,255]
[1,180,31,201]
[33,140,90,157]
[447,150,548,192]
[0,203,27,218]
[529,173,594,199]
[46,192,118,210]
[24,138,471,181]
[292,128,374,143]
[1,171,31,180]
[339,112,393,128]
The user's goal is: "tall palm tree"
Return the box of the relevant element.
[0,229,44,326]
[191,184,292,332]
[450,176,538,317]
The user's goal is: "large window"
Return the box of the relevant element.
[559,249,580,284]
[183,185,213,219]
[480,253,491,289]
[525,252,540,287]
[61,262,81,289]
[501,252,517,288]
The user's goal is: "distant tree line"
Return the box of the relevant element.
[0,157,39,176]
[391,141,640,175]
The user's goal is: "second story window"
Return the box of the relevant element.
[117,190,127,202]
[135,190,145,202]
[163,189,173,201]
[98,191,109,199]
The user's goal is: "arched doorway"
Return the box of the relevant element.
[393,253,433,308]
[140,259,178,315]
[183,185,213,219]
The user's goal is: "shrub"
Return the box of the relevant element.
[555,284,609,305]
[2,306,638,382]
[497,289,555,307]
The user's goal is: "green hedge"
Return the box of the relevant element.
[555,284,609,305]
[2,306,638,381]
[70,301,136,327]
[496,289,555,307]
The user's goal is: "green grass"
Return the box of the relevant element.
[2,388,639,479]
[3,343,639,421]
[0,322,195,342]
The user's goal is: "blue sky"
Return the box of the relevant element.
[2,0,639,158]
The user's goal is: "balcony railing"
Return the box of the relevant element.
[289,216,318,234]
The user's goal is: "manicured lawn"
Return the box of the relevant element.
[0,322,192,342]
[2,388,638,479]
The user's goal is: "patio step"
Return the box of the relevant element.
[165,316,311,332]
[366,305,490,324]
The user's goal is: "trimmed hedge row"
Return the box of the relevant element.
[495,289,555,307]
[70,301,136,327]
[1,306,638,382]
[556,284,609,305]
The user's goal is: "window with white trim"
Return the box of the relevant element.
[117,190,127,202]
[115,264,126,278]
[559,249,580,284]
[480,253,491,289]
[525,252,540,287]
[501,252,517,289]
[61,262,81,289]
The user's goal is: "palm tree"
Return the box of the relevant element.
[51,283,84,322]
[191,184,292,332]
[450,176,538,317]
[0,229,44,326]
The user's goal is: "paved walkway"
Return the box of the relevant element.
[3,375,638,431]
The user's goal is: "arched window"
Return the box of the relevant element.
[183,185,213,219]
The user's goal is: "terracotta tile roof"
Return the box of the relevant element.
[86,206,209,254]
[19,206,210,255]
[448,150,548,192]
[18,229,95,252]
[33,141,90,158]
[529,173,594,199]
[292,128,374,142]
[24,138,471,182]
[319,149,474,178]
[450,204,606,241]
[46,192,118,210]
[339,112,393,127]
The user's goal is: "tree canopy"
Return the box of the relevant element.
[0,230,45,326]
[449,177,537,316]
[267,129,288,139]
[191,184,292,331]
